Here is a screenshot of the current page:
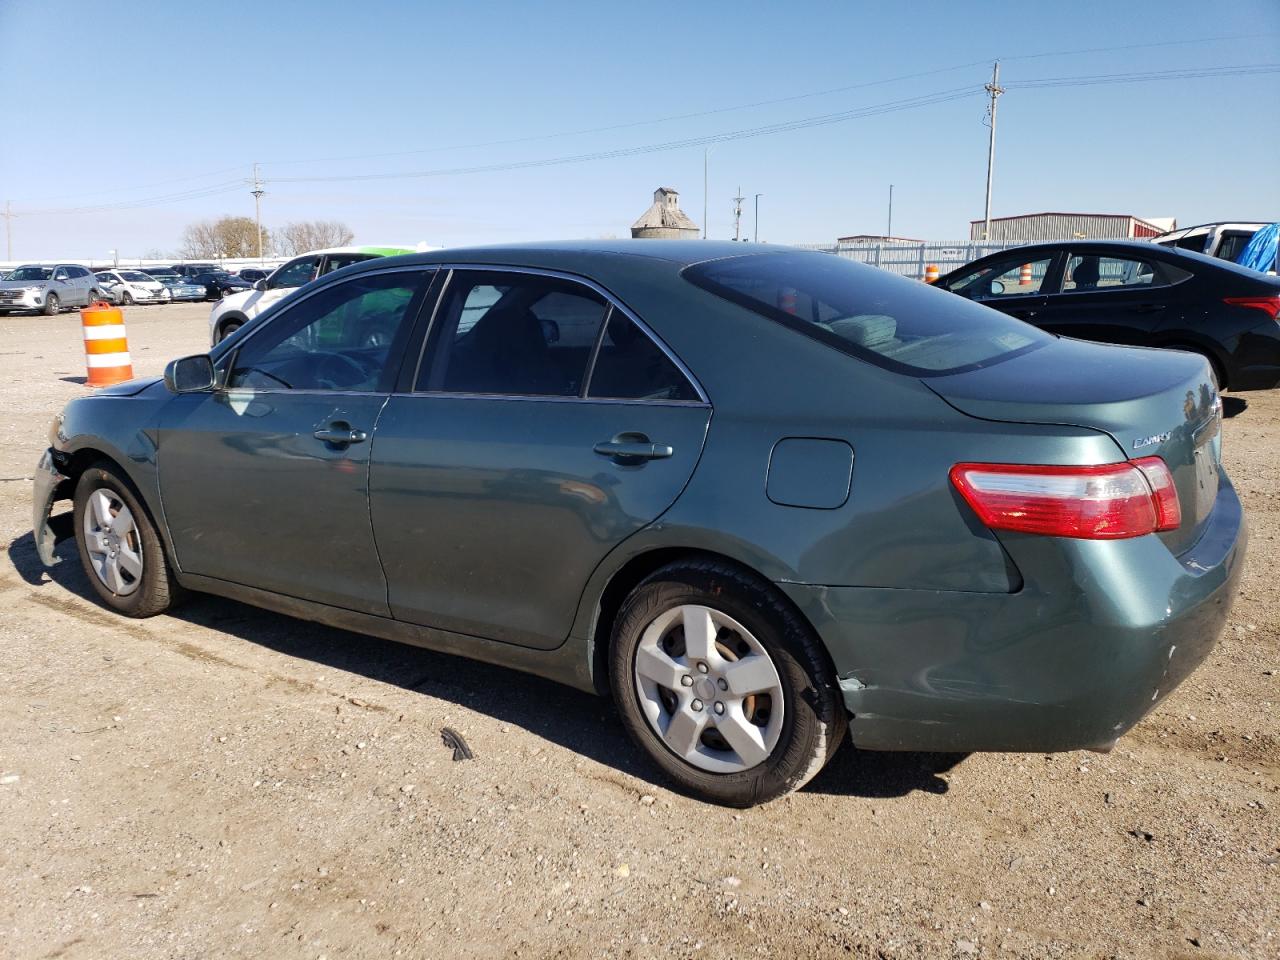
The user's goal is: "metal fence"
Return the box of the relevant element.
[793,240,1012,279]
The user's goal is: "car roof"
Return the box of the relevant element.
[359,239,799,270]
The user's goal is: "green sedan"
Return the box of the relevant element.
[33,241,1246,806]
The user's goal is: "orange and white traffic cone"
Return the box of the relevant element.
[924,264,939,284]
[81,301,134,387]
[1019,263,1032,286]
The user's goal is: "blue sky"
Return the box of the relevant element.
[2,0,1278,259]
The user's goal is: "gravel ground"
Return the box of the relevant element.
[0,303,1276,959]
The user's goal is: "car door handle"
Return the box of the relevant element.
[314,424,368,445]
[593,434,674,464]
[1133,303,1166,313]
[1009,308,1037,319]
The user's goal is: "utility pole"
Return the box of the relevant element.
[702,147,713,239]
[982,61,1004,241]
[251,163,266,263]
[887,184,894,237]
[3,201,11,260]
[732,187,745,242]
[753,193,762,243]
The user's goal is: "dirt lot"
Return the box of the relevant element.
[0,302,1276,959]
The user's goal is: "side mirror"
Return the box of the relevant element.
[252,279,266,291]
[164,354,215,394]
[989,279,1006,296]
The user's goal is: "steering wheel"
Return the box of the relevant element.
[314,352,369,390]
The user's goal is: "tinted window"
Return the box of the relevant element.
[588,311,699,401]
[1062,254,1163,292]
[420,271,608,396]
[946,254,1054,298]
[1216,232,1254,263]
[229,270,429,392]
[268,256,318,289]
[320,253,378,277]
[684,252,1050,377]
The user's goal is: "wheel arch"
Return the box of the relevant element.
[1149,335,1230,388]
[585,545,829,699]
[215,310,250,342]
[54,444,181,573]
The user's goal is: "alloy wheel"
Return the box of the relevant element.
[82,488,144,596]
[633,604,785,774]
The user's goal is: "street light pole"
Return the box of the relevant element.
[753,193,762,243]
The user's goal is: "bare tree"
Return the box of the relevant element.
[275,220,355,256]
[178,216,271,259]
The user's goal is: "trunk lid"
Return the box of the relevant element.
[926,337,1221,555]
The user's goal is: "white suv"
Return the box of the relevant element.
[208,246,414,344]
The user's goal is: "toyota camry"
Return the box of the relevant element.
[33,241,1246,806]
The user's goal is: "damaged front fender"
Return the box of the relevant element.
[33,448,69,566]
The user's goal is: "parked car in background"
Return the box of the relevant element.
[190,270,252,301]
[0,264,100,315]
[1155,222,1269,264]
[35,241,1244,806]
[158,275,208,302]
[93,270,171,305]
[140,268,182,283]
[238,268,270,283]
[936,240,1280,391]
[209,245,414,343]
[171,263,218,279]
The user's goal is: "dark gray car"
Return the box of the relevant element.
[33,242,1246,805]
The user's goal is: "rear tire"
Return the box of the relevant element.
[609,559,846,806]
[73,463,184,618]
[42,293,60,316]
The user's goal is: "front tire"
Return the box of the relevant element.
[73,463,183,618]
[609,560,846,806]
[42,293,60,316]
[218,320,243,343]
[120,290,134,306]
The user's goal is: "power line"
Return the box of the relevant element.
[256,32,1273,170]
[1004,63,1280,88]
[269,87,982,185]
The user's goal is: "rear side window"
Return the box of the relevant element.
[1062,254,1164,291]
[588,312,699,401]
[684,252,1051,377]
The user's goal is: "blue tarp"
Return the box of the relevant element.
[1237,223,1279,273]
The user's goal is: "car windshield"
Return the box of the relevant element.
[683,252,1052,377]
[120,271,153,282]
[5,266,53,281]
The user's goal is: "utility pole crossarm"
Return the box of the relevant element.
[982,61,1004,242]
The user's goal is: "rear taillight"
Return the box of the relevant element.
[1223,295,1280,319]
[950,458,1181,540]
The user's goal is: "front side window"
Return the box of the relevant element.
[229,270,430,392]
[419,271,608,396]
[268,256,318,290]
[946,254,1055,298]
[684,251,1051,377]
[1062,255,1162,292]
[53,268,69,280]
[588,311,699,401]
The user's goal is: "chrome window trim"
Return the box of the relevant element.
[405,263,710,406]
[217,263,438,393]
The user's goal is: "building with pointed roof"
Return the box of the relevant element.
[631,187,700,239]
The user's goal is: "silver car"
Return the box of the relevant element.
[0,263,100,315]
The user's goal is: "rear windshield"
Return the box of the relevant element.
[683,252,1051,376]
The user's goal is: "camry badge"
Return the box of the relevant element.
[1133,431,1172,450]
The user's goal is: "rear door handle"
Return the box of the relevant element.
[314,423,368,445]
[593,433,674,464]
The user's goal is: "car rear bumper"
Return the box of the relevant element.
[780,475,1246,753]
